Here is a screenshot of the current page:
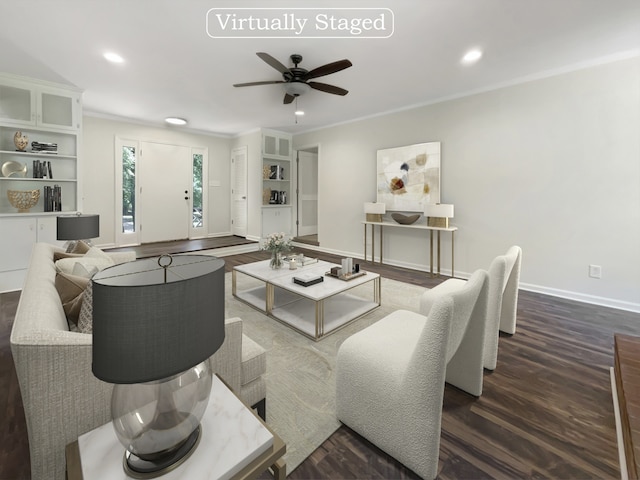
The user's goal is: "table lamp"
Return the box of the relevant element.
[57,212,100,252]
[424,203,454,228]
[364,202,386,222]
[91,254,226,478]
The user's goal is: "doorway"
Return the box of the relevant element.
[294,146,319,246]
[231,146,248,237]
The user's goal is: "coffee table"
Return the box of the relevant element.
[232,260,381,340]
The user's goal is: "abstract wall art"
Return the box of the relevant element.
[376,141,440,212]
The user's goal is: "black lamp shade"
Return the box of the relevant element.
[91,255,226,384]
[57,214,100,240]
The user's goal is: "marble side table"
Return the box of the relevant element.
[66,375,285,480]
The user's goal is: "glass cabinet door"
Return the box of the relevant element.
[0,83,35,125]
[38,88,79,130]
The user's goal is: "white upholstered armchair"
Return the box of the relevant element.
[335,269,488,479]
[421,245,522,371]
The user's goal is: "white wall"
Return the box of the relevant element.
[294,57,640,311]
[82,116,232,246]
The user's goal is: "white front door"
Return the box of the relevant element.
[231,146,248,237]
[296,149,318,236]
[139,142,191,243]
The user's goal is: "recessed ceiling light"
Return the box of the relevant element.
[165,117,187,125]
[294,110,305,116]
[461,49,482,65]
[103,52,124,64]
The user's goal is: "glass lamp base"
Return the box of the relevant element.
[123,425,202,479]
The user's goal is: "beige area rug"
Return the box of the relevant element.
[224,272,426,474]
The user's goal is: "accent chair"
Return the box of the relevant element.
[335,269,488,479]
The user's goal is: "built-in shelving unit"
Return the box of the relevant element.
[0,73,82,291]
[261,129,292,236]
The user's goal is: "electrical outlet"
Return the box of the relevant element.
[589,265,602,279]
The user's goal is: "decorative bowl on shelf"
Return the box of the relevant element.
[391,212,421,225]
[8,189,40,213]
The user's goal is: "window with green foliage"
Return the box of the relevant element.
[122,146,136,233]
[192,153,203,228]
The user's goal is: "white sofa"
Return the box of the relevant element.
[10,242,265,480]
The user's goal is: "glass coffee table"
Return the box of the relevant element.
[232,259,381,340]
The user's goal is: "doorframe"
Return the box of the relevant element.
[294,143,320,239]
[114,137,209,247]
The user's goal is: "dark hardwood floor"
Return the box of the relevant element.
[1,242,639,479]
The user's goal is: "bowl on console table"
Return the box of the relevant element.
[391,213,421,225]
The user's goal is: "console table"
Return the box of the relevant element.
[66,374,286,480]
[362,220,458,278]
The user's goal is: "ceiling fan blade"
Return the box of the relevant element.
[257,52,289,74]
[308,82,349,96]
[283,93,296,104]
[304,59,352,80]
[233,80,285,87]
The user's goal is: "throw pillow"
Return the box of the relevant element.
[55,246,115,276]
[78,281,93,334]
[55,272,90,327]
[53,251,84,262]
[71,240,91,254]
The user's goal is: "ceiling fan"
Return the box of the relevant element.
[233,52,352,104]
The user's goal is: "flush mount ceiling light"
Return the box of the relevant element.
[461,49,483,65]
[165,117,187,126]
[294,110,305,116]
[103,52,124,64]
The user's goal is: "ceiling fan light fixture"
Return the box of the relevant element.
[461,48,483,65]
[165,117,187,125]
[284,82,311,97]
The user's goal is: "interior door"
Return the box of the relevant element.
[296,149,318,236]
[231,146,248,237]
[139,142,191,243]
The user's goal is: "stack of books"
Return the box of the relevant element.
[33,160,53,179]
[31,141,58,154]
[293,274,324,287]
[43,185,62,212]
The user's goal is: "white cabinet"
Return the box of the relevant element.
[0,216,63,292]
[262,130,291,159]
[262,206,292,237]
[0,75,81,131]
[261,130,292,236]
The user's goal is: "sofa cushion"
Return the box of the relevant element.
[241,334,266,385]
[54,272,90,327]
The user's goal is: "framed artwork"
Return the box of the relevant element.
[376,141,440,212]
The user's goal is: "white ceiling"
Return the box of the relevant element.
[1,0,638,136]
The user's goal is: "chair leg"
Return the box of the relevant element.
[252,398,266,421]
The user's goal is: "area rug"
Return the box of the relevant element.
[224,272,426,473]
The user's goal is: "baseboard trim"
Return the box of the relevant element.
[299,245,640,314]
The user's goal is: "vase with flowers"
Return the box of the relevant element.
[262,232,293,269]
